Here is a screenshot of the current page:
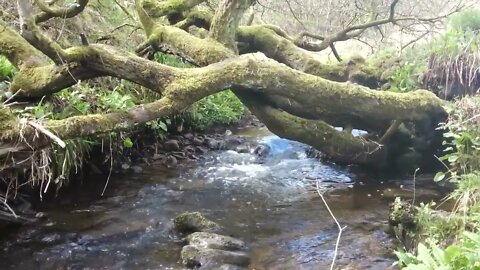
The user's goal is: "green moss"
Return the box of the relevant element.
[173,212,220,233]
[0,106,18,139]
[0,20,45,68]
[10,66,58,95]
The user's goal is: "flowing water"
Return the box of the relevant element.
[0,129,447,270]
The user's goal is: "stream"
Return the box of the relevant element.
[0,128,447,269]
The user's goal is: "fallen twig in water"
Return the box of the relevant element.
[316,179,347,270]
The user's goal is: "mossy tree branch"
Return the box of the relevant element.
[0,0,448,167]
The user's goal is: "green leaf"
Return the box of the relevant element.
[434,172,446,182]
[158,121,168,132]
[417,243,437,267]
[443,245,461,263]
[123,137,134,148]
[448,155,459,163]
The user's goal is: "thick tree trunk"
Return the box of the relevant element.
[209,0,253,52]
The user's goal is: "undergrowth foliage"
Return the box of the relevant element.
[377,9,480,98]
[2,50,244,194]
[394,96,480,269]
[392,10,480,269]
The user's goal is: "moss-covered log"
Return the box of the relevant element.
[0,0,447,167]
[0,20,46,68]
[236,91,385,165]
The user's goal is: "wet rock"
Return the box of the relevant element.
[306,147,323,159]
[204,138,220,149]
[35,212,47,219]
[212,264,247,270]
[171,152,186,160]
[152,153,165,160]
[170,135,184,141]
[173,212,221,234]
[184,145,196,154]
[196,146,208,154]
[121,163,130,170]
[164,156,178,167]
[184,133,194,140]
[187,232,247,251]
[193,137,204,146]
[223,136,246,150]
[234,145,250,154]
[164,140,180,151]
[130,165,143,173]
[181,245,250,268]
[41,233,61,243]
[253,144,270,157]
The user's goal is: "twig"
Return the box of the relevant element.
[380,120,401,144]
[316,179,346,270]
[27,121,66,148]
[2,88,22,105]
[101,139,114,196]
[412,168,420,206]
[1,196,18,219]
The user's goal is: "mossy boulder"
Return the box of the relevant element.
[173,212,221,234]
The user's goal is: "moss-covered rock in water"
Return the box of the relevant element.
[187,232,247,251]
[181,245,250,268]
[173,212,221,233]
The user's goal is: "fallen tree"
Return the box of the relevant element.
[0,0,454,173]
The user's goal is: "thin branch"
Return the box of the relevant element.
[316,179,346,270]
[294,0,461,52]
[27,120,66,148]
[329,43,342,62]
[379,120,401,143]
[33,0,90,23]
[113,0,136,21]
[284,0,307,30]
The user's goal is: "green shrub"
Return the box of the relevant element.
[449,9,480,33]
[396,232,480,270]
[188,90,245,130]
[395,96,480,269]
[389,62,426,92]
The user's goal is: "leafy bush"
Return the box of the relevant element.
[153,52,245,130]
[395,96,480,269]
[189,90,245,129]
[396,232,480,270]
[436,96,480,179]
[389,62,426,92]
[449,9,480,33]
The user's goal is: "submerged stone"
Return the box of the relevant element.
[212,264,247,270]
[164,140,180,151]
[181,245,250,268]
[173,212,221,234]
[130,165,143,173]
[187,232,247,251]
